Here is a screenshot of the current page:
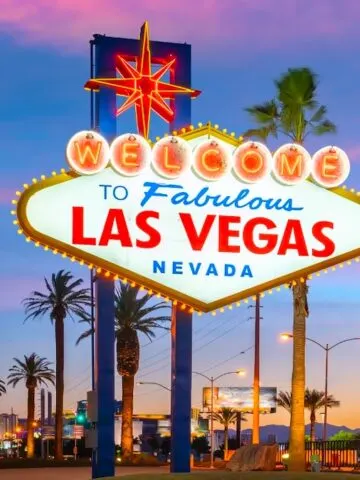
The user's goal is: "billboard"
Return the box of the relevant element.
[202,387,277,413]
[157,418,209,436]
[14,124,360,312]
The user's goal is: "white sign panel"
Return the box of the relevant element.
[16,128,360,312]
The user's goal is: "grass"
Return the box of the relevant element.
[108,473,360,480]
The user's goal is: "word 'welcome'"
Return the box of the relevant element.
[66,131,350,188]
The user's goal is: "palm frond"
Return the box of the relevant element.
[305,388,340,410]
[275,390,292,413]
[0,379,6,395]
[244,67,336,145]
[75,328,93,346]
[211,407,238,426]
[7,353,55,389]
[23,271,91,327]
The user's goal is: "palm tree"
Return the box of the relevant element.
[23,270,91,460]
[244,68,336,471]
[275,390,292,414]
[0,379,6,396]
[305,389,340,441]
[212,407,242,456]
[7,354,54,458]
[275,389,340,441]
[77,282,170,460]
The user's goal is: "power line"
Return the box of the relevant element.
[141,331,169,349]
[64,368,91,393]
[138,316,251,379]
[200,345,254,373]
[140,313,223,363]
[193,317,251,355]
[139,312,246,373]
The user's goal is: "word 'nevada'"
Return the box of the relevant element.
[66,131,350,188]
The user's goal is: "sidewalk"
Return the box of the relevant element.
[0,466,169,479]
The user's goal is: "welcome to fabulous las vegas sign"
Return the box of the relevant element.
[14,124,360,312]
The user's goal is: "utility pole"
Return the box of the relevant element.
[40,389,45,459]
[210,377,214,469]
[323,345,329,441]
[249,295,262,444]
[236,412,242,448]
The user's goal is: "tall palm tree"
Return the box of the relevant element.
[7,353,54,458]
[23,270,91,460]
[305,389,340,441]
[212,407,241,455]
[77,282,170,460]
[244,68,336,471]
[0,379,6,396]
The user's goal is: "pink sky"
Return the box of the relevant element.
[1,0,360,51]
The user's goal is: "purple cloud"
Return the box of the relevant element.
[1,0,360,52]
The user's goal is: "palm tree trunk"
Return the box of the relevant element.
[224,425,229,458]
[27,386,35,458]
[310,410,316,442]
[55,316,64,460]
[289,281,307,472]
[121,375,134,460]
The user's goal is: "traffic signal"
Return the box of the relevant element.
[76,413,86,424]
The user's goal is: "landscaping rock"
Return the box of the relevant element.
[226,444,277,471]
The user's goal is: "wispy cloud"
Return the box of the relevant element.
[1,0,360,53]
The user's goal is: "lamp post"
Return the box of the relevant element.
[280,333,360,440]
[137,382,171,392]
[193,369,246,469]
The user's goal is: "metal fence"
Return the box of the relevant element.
[277,440,360,469]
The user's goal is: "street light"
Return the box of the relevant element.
[193,369,246,469]
[280,332,360,440]
[136,381,171,392]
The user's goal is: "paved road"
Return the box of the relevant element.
[0,466,169,479]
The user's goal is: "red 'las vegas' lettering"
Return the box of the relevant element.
[179,213,216,250]
[99,209,132,247]
[277,219,308,256]
[135,211,161,248]
[243,217,278,254]
[219,216,241,253]
[72,207,161,248]
[311,221,335,257]
[72,207,96,245]
[179,212,334,257]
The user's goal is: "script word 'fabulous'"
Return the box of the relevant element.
[66,131,350,188]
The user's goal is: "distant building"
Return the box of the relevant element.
[0,414,18,438]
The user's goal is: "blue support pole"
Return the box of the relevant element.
[93,280,115,478]
[91,39,116,479]
[170,307,193,473]
[169,46,193,473]
[89,31,194,476]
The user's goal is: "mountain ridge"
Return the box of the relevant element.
[224,423,360,442]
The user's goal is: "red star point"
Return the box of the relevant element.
[85,22,201,138]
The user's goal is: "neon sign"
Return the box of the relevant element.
[14,124,360,313]
[84,22,201,139]
[66,130,350,188]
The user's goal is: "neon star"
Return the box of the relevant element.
[85,22,201,138]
